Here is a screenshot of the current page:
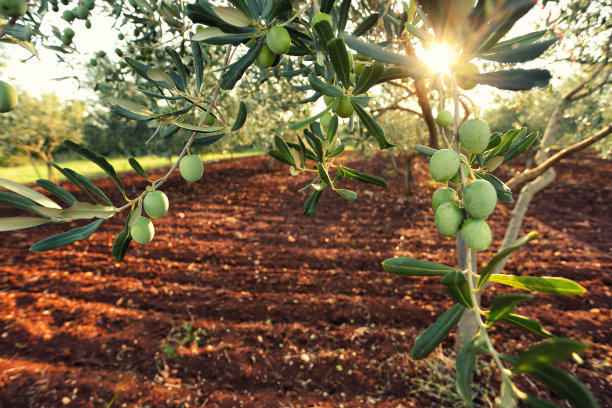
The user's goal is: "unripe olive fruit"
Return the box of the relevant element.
[456,62,479,90]
[89,58,97,67]
[434,202,464,237]
[429,149,460,182]
[61,10,75,21]
[459,118,490,154]
[460,219,492,251]
[320,112,332,130]
[256,44,275,68]
[143,190,169,219]
[0,0,27,17]
[201,113,216,126]
[180,155,204,182]
[60,0,68,4]
[431,187,457,212]
[130,217,155,245]
[354,62,365,74]
[334,95,354,118]
[64,27,75,38]
[266,25,291,55]
[311,12,332,28]
[0,81,18,113]
[323,84,342,106]
[118,33,125,40]
[463,179,497,219]
[84,0,95,10]
[436,110,453,127]
[449,153,470,184]
[75,5,89,19]
[85,20,92,29]
[61,34,72,46]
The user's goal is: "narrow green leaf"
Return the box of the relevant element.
[189,134,226,148]
[415,144,438,158]
[411,304,465,360]
[326,115,338,142]
[344,35,426,78]
[335,189,357,201]
[191,38,203,92]
[231,101,248,131]
[312,18,334,48]
[317,164,333,188]
[303,186,325,216]
[36,179,77,206]
[0,178,61,209]
[275,135,296,167]
[268,150,295,166]
[30,219,104,252]
[477,232,539,289]
[288,104,334,130]
[0,217,55,232]
[456,336,481,407]
[172,121,224,133]
[64,141,125,197]
[441,271,473,309]
[63,168,113,206]
[319,0,335,14]
[479,37,557,63]
[111,227,131,263]
[337,0,351,32]
[502,314,553,338]
[308,72,344,96]
[0,191,40,214]
[128,157,149,181]
[50,163,97,204]
[474,69,552,91]
[165,46,188,86]
[221,38,262,91]
[353,61,384,95]
[512,339,588,375]
[486,294,534,326]
[489,274,586,295]
[383,257,459,276]
[525,396,565,408]
[524,364,598,408]
[352,13,379,37]
[351,101,394,150]
[503,132,538,164]
[326,38,352,89]
[486,30,548,53]
[339,165,388,188]
[404,22,435,43]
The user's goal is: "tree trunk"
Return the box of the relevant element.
[25,150,41,179]
[404,154,413,196]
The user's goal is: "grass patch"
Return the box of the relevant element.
[0,150,263,185]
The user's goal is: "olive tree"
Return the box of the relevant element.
[0,0,605,407]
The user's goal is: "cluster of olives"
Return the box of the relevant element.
[130,155,204,245]
[58,0,95,45]
[429,116,498,251]
[250,24,291,68]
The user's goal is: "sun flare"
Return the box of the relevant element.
[418,43,457,74]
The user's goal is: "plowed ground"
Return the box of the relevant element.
[0,152,610,407]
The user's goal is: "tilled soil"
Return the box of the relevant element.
[0,151,610,408]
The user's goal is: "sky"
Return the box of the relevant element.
[2,3,565,105]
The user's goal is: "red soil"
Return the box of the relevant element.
[0,151,610,407]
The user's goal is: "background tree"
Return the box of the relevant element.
[0,92,86,179]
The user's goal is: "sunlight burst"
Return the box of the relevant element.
[418,43,457,74]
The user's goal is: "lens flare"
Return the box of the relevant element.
[418,43,457,74]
